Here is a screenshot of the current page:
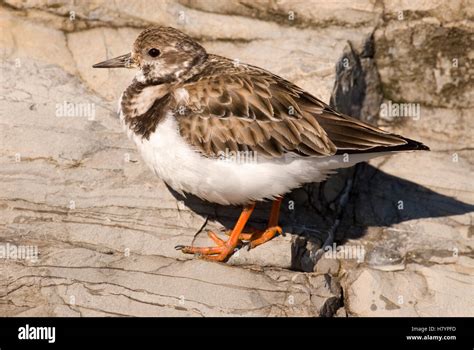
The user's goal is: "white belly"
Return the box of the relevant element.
[121,112,386,205]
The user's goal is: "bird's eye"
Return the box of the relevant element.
[148,48,161,58]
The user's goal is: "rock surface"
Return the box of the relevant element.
[0,0,472,317]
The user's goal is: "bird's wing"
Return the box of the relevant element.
[175,64,416,158]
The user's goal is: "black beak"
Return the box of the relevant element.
[92,53,136,68]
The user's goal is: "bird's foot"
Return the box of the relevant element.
[223,226,264,241]
[175,226,282,261]
[225,226,283,249]
[175,231,239,262]
[247,226,282,249]
[176,202,257,262]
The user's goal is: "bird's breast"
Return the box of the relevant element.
[121,83,170,119]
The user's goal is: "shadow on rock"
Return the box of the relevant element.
[341,163,474,240]
[166,162,473,272]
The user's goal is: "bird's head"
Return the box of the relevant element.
[93,26,208,84]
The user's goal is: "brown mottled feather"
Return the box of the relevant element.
[172,55,343,158]
[124,53,427,157]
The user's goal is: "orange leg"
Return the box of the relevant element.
[222,197,283,249]
[268,196,283,226]
[248,197,283,249]
[176,203,256,261]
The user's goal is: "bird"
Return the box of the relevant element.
[93,26,429,262]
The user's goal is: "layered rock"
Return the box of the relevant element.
[0,0,472,317]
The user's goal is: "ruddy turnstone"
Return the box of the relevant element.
[93,26,429,262]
